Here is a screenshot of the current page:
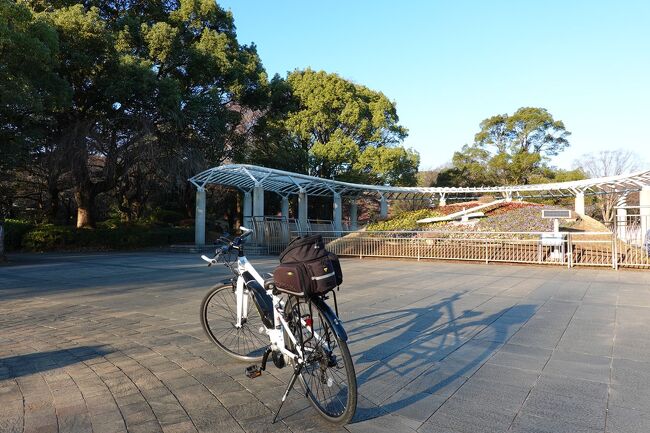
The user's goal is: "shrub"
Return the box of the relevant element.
[3,219,35,251]
[20,224,193,251]
[144,209,186,226]
[366,209,442,231]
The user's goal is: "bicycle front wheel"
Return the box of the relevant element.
[287,297,357,425]
[200,283,267,361]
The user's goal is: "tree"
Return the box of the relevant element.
[243,74,309,173]
[0,1,68,168]
[436,144,493,187]
[11,0,268,227]
[438,107,571,186]
[353,145,419,186]
[278,69,417,185]
[417,168,442,188]
[577,149,641,223]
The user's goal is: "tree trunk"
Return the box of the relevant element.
[48,186,60,224]
[0,222,5,261]
[75,185,95,228]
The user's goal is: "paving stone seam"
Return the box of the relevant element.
[69,358,128,433]
[118,349,202,432]
[10,308,137,433]
[75,304,259,433]
[366,283,535,407]
[142,342,266,433]
[603,290,619,433]
[11,372,26,433]
[73,312,199,432]
[72,293,310,431]
[40,329,129,433]
[415,297,554,431]
[505,299,583,432]
[12,339,60,433]
[44,365,72,433]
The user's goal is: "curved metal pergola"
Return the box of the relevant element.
[190,164,650,200]
[188,164,650,244]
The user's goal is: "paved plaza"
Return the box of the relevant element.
[1,253,650,433]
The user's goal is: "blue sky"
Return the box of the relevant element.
[219,0,650,171]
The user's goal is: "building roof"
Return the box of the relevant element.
[189,164,650,200]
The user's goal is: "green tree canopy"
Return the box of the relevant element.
[0,0,68,170]
[7,0,268,227]
[251,69,418,185]
[438,107,572,187]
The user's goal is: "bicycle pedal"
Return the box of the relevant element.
[245,365,263,379]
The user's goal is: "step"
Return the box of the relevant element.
[168,244,271,255]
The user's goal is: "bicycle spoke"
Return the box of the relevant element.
[202,286,267,359]
[287,298,353,420]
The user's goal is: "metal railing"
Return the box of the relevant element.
[244,217,649,269]
[614,206,650,268]
[318,231,617,268]
[249,217,336,254]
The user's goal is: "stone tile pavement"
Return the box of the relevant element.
[1,252,650,432]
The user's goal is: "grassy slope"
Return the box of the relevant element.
[364,202,589,232]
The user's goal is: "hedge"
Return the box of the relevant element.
[3,219,35,251]
[4,222,193,252]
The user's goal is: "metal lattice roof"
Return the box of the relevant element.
[189,164,650,200]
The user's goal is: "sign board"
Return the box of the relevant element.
[540,232,566,246]
[541,209,573,219]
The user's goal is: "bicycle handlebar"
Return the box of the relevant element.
[201,227,254,268]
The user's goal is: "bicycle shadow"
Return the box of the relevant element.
[0,346,111,379]
[345,294,536,423]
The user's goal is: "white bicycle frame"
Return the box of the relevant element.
[235,255,305,362]
[202,228,331,366]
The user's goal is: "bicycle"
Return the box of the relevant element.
[199,227,357,425]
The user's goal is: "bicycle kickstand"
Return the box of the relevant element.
[272,365,302,424]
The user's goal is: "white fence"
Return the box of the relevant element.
[245,218,649,269]
[614,206,650,268]
[320,231,617,268]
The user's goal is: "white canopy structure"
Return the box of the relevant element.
[189,164,650,244]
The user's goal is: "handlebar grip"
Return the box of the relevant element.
[239,227,253,241]
[200,255,216,266]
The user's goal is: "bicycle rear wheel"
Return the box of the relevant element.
[286,297,357,425]
[200,283,267,361]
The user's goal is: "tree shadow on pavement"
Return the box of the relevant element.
[0,345,111,379]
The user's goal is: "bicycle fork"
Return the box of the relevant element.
[235,278,248,327]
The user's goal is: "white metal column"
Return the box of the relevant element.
[253,185,264,243]
[616,207,627,241]
[333,193,342,234]
[298,190,308,233]
[253,185,264,219]
[243,191,252,229]
[574,192,585,216]
[641,186,650,246]
[379,195,388,219]
[195,187,206,245]
[281,196,290,219]
[350,199,358,231]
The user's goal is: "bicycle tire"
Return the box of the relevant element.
[200,283,267,362]
[286,297,357,425]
